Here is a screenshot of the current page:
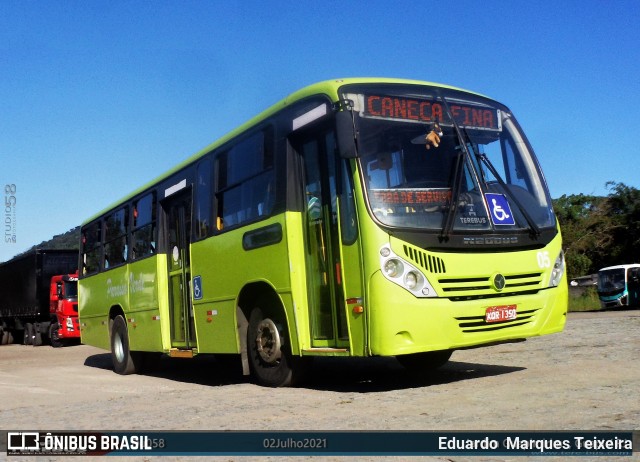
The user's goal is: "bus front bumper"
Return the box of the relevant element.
[367,271,568,357]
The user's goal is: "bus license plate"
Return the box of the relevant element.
[485,305,517,323]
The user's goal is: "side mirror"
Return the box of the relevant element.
[335,110,357,159]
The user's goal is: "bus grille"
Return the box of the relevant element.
[455,308,539,333]
[439,272,543,301]
[403,245,446,274]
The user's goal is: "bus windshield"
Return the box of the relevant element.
[598,268,626,293]
[344,88,555,235]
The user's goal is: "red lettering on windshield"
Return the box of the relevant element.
[363,94,498,130]
[432,103,443,123]
[367,95,380,116]
[372,189,452,206]
[394,99,406,118]
[381,97,393,117]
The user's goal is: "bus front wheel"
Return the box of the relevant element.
[110,315,142,375]
[247,307,303,387]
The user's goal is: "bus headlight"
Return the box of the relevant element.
[549,250,565,287]
[404,271,420,290]
[379,244,437,298]
[384,259,404,278]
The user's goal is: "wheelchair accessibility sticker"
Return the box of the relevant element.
[485,193,515,226]
[193,275,203,300]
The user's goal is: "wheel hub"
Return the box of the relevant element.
[114,334,125,362]
[255,318,282,364]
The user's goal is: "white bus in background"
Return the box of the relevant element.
[597,264,640,309]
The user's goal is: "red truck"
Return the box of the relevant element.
[48,272,80,347]
[0,249,80,347]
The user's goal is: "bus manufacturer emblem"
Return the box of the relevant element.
[493,273,506,291]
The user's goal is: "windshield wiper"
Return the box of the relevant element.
[439,97,472,241]
[440,150,464,242]
[437,92,541,239]
[461,127,541,238]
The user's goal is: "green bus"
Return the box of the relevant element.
[79,78,567,387]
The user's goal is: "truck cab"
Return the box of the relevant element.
[49,273,80,347]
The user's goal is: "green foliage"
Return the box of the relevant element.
[554,182,640,278]
[565,253,591,280]
[568,286,600,312]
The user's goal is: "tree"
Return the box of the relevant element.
[553,182,640,278]
[553,193,614,279]
[605,182,640,264]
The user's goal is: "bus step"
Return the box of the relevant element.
[169,348,195,358]
[302,348,349,356]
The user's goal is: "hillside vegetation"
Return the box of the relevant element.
[553,182,640,279]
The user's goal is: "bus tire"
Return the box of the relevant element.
[396,350,453,373]
[247,307,303,387]
[110,315,139,375]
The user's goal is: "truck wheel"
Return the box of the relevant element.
[24,324,34,345]
[110,315,141,375]
[33,324,43,347]
[247,307,306,387]
[49,323,65,348]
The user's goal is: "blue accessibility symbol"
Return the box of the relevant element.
[485,193,515,226]
[193,275,203,300]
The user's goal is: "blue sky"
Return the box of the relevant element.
[1,1,639,262]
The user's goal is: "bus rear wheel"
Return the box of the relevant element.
[247,307,305,387]
[110,315,142,375]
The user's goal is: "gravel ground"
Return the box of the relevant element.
[1,310,638,462]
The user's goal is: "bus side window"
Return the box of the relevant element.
[215,128,275,230]
[81,221,102,275]
[339,158,358,244]
[104,207,129,268]
[195,158,213,239]
[131,193,157,260]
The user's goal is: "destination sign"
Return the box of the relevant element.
[360,94,501,130]
[371,188,452,207]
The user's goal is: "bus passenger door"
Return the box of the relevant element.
[294,128,363,350]
[628,268,640,307]
[163,190,197,350]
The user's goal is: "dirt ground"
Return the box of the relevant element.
[1,310,638,462]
